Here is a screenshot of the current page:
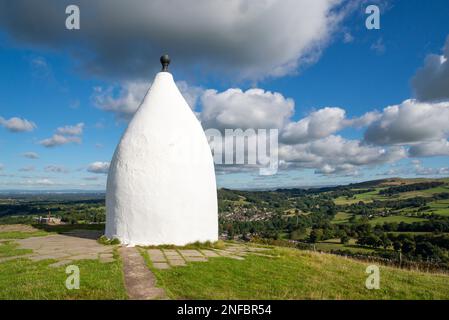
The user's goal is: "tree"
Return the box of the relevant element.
[393,241,402,252]
[380,233,392,250]
[309,229,323,243]
[340,233,350,245]
[401,239,416,255]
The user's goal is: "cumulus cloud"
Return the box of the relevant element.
[0,116,36,132]
[364,99,449,145]
[87,162,110,174]
[39,122,85,147]
[56,123,84,136]
[93,80,202,120]
[412,36,449,102]
[281,107,380,144]
[0,0,349,81]
[409,139,449,157]
[281,107,346,144]
[279,135,406,176]
[39,134,81,148]
[201,88,294,131]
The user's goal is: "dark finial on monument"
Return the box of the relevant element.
[160,54,170,72]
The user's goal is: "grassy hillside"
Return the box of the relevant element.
[148,246,449,300]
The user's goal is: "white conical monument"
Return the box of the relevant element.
[105,55,218,246]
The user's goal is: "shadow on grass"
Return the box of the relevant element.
[31,223,105,240]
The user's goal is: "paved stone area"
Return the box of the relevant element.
[2,230,115,267]
[120,247,167,300]
[146,244,271,270]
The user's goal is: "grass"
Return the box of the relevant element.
[369,215,426,225]
[0,241,32,258]
[331,212,353,224]
[334,189,387,205]
[148,246,449,299]
[0,249,127,300]
[428,200,449,217]
[0,230,51,239]
[315,239,379,255]
[97,235,121,245]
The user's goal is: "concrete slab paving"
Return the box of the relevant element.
[153,262,171,269]
[183,256,208,262]
[13,231,115,265]
[167,259,186,266]
[201,249,220,257]
[179,249,204,257]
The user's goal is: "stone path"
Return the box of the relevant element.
[146,244,272,270]
[5,230,115,267]
[119,247,167,300]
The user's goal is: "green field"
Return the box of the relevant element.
[331,212,353,224]
[369,215,427,225]
[334,184,449,206]
[428,200,449,217]
[148,246,449,299]
[334,189,385,205]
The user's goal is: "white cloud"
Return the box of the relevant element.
[349,110,382,128]
[93,80,202,120]
[56,123,84,136]
[0,0,349,81]
[22,152,39,159]
[87,162,110,174]
[281,107,346,144]
[279,135,406,175]
[39,122,85,148]
[364,99,449,145]
[281,108,380,144]
[0,116,36,132]
[412,36,449,101]
[39,134,81,148]
[44,165,69,173]
[409,139,449,157]
[201,88,294,131]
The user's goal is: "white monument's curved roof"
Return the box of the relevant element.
[105,59,218,246]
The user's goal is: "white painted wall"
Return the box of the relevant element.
[105,72,218,246]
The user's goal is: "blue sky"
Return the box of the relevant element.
[1,0,449,190]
